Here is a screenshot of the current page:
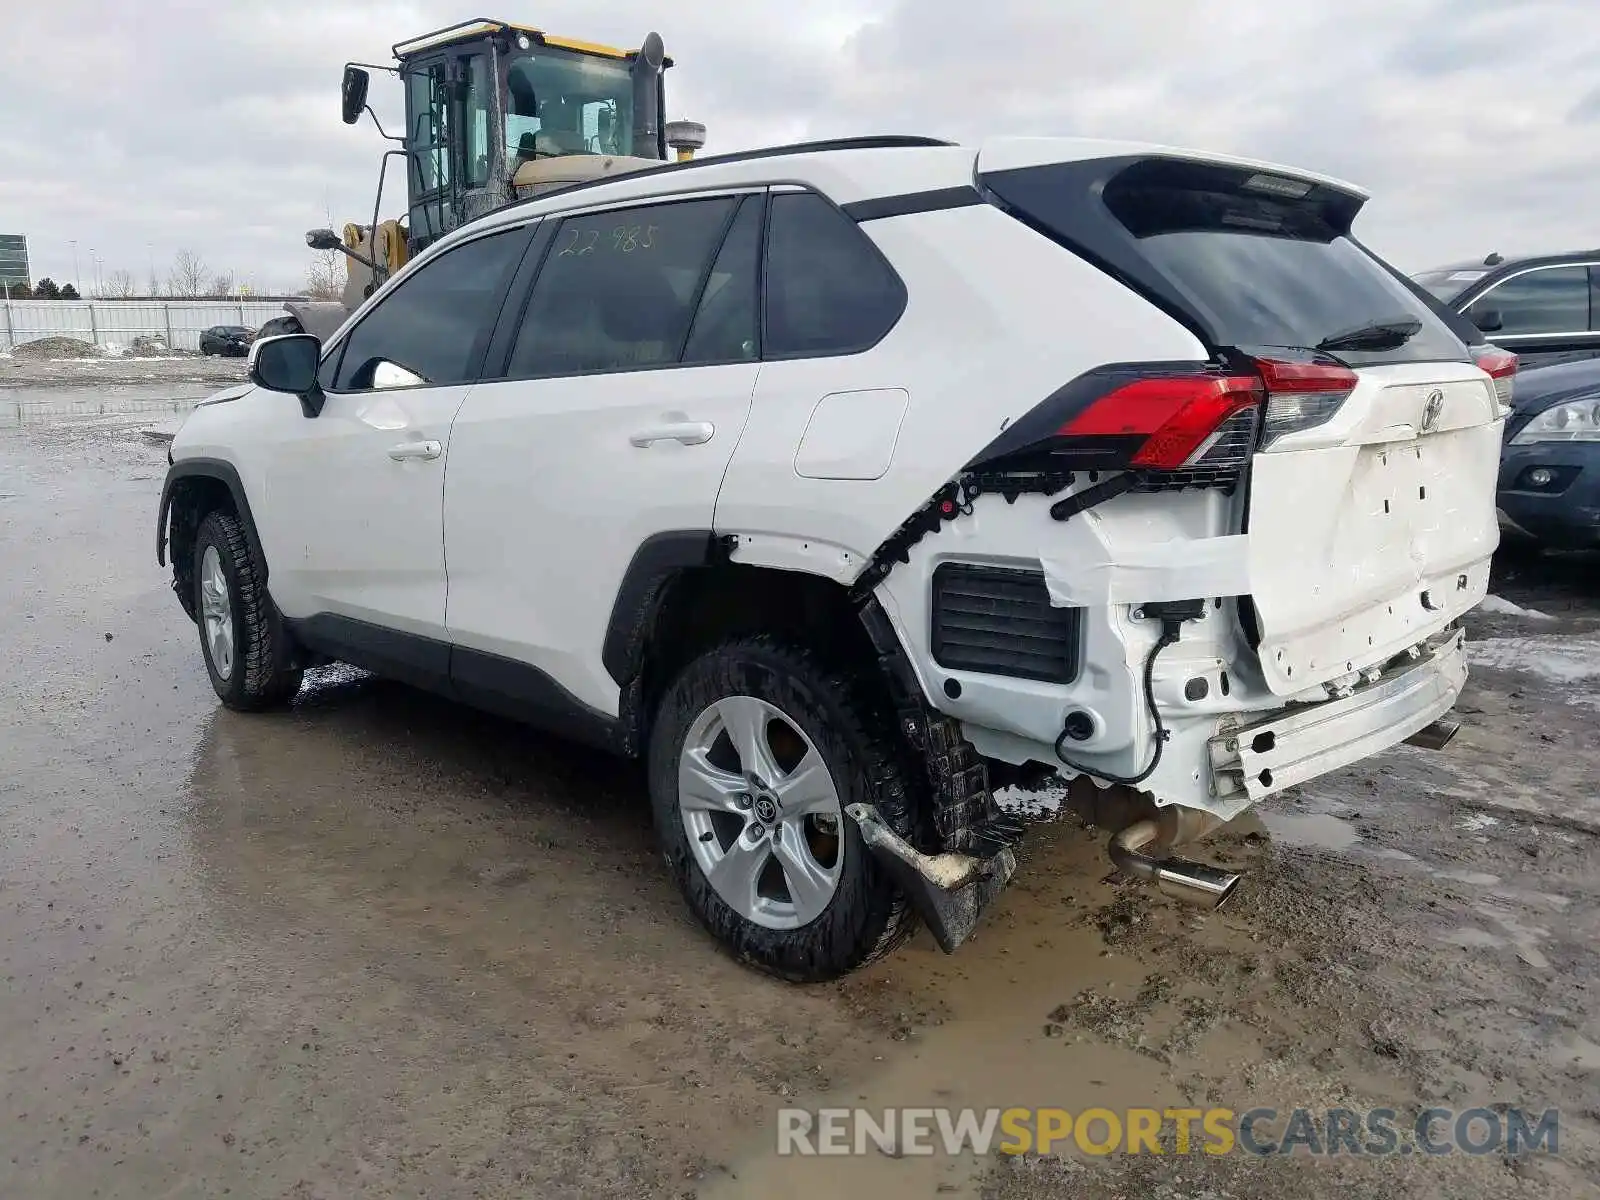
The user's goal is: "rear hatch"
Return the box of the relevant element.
[978,142,1504,696]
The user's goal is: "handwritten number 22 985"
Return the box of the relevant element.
[557,224,658,257]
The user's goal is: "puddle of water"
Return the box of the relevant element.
[701,822,1262,1199]
[1257,810,1361,851]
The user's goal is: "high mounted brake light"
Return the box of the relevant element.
[1473,347,1517,407]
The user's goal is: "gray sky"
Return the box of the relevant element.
[3,0,1597,294]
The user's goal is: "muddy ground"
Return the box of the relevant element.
[1,403,1596,1199]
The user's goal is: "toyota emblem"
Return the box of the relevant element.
[1420,389,1445,434]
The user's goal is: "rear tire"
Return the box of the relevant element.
[193,509,303,710]
[648,637,918,981]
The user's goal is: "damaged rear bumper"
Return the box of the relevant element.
[1210,628,1467,803]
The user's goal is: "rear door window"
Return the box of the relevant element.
[1098,160,1464,365]
[1467,265,1591,335]
[505,196,739,378]
[682,196,762,365]
[763,191,906,358]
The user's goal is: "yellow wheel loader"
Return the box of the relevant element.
[266,17,707,341]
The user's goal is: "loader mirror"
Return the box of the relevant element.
[250,334,322,401]
[306,228,343,252]
[341,66,370,125]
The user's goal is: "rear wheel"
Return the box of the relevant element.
[648,637,918,981]
[193,509,303,710]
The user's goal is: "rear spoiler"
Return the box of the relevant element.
[975,146,1369,351]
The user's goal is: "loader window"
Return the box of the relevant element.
[331,228,526,392]
[505,197,738,378]
[505,48,633,161]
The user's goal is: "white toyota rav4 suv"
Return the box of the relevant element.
[158,135,1509,981]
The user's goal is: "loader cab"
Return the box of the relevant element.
[391,20,671,254]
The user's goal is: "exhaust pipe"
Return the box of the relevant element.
[1108,816,1240,909]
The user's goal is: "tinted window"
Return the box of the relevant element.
[764,192,905,357]
[507,197,737,377]
[1471,266,1590,335]
[682,196,762,364]
[1098,162,1463,366]
[332,229,523,391]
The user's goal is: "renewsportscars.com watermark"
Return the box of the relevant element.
[776,1106,1561,1158]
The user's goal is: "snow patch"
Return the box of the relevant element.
[1469,634,1600,684]
[1477,594,1554,621]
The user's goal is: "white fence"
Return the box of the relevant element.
[1,299,292,354]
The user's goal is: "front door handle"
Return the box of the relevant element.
[629,421,714,448]
[387,439,442,461]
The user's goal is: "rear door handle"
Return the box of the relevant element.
[629,421,714,447]
[387,439,442,461]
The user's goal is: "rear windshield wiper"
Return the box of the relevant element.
[1316,316,1423,352]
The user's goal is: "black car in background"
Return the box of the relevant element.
[198,325,255,357]
[1413,250,1600,369]
[1497,355,1600,549]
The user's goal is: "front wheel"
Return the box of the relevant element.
[648,637,919,981]
[193,509,303,710]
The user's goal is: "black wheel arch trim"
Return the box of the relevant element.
[157,457,267,581]
[601,529,726,687]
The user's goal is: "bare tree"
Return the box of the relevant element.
[304,249,344,301]
[208,271,235,298]
[167,249,209,298]
[101,269,139,299]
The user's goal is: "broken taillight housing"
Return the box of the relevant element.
[1473,346,1517,408]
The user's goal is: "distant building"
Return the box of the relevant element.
[0,235,28,289]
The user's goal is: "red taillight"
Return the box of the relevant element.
[1473,347,1517,406]
[1059,374,1263,470]
[1254,357,1358,394]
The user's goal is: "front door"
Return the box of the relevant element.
[258,224,534,643]
[444,191,765,715]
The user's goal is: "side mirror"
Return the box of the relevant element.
[250,334,322,409]
[1470,307,1504,333]
[341,66,370,126]
[305,228,343,252]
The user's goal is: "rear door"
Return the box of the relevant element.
[442,190,764,717]
[978,145,1502,695]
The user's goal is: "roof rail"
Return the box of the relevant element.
[493,135,957,219]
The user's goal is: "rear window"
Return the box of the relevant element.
[1100,160,1465,366]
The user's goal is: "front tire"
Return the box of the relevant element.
[648,637,918,981]
[193,509,303,710]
